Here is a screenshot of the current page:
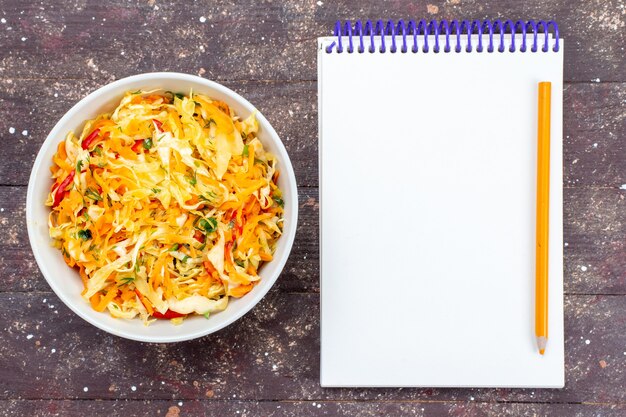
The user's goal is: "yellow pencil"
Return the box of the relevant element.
[536,82,551,355]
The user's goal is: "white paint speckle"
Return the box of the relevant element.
[585,339,590,345]
[619,184,626,190]
[43,298,47,303]
[178,401,183,406]
[8,127,15,134]
[580,265,588,272]
[591,78,600,82]
[0,18,6,24]
[288,110,294,117]
[21,130,28,136]
[131,386,137,391]
[312,402,316,407]
[26,334,33,340]
[199,16,206,23]
[264,352,268,356]
[0,208,4,212]
[83,386,88,392]
[21,37,26,41]
[272,364,278,371]
[592,143,598,148]
[470,396,475,400]
[317,404,322,408]
[54,93,58,97]
[161,381,165,385]
[51,348,56,353]
[317,1,324,5]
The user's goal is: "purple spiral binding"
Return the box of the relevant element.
[325,19,560,54]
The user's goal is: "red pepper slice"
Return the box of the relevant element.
[131,139,143,153]
[81,128,101,150]
[152,309,186,319]
[230,210,243,237]
[152,119,163,132]
[193,230,205,243]
[52,170,75,208]
[225,241,233,263]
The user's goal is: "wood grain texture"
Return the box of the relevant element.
[0,0,624,83]
[2,186,623,294]
[1,293,625,404]
[1,400,625,417]
[0,0,625,414]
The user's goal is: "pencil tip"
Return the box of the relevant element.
[537,336,547,355]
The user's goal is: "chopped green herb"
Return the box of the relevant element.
[93,146,103,156]
[196,216,218,233]
[203,311,211,319]
[151,188,161,194]
[130,90,142,95]
[187,170,197,186]
[228,220,235,230]
[143,138,153,150]
[175,92,185,99]
[181,255,190,263]
[235,259,245,268]
[85,187,103,202]
[205,217,218,233]
[242,144,249,157]
[198,191,217,203]
[77,229,92,240]
[118,276,135,286]
[169,243,180,252]
[76,160,84,172]
[273,197,284,208]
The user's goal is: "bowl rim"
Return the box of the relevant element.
[26,72,298,343]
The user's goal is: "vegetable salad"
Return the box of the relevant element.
[47,90,284,323]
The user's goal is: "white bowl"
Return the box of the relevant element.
[26,72,298,343]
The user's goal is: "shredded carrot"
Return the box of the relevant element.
[95,287,119,312]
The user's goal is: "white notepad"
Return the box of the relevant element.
[318,25,564,387]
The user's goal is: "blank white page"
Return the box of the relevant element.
[318,34,564,387]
